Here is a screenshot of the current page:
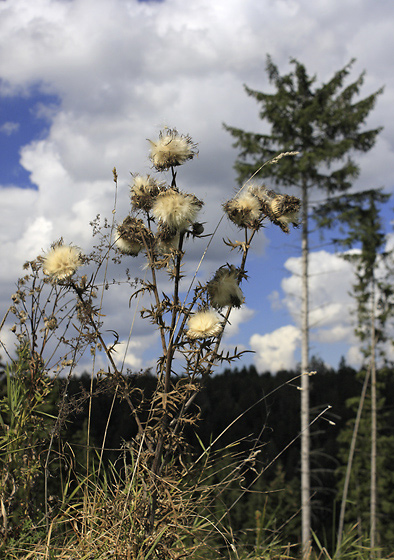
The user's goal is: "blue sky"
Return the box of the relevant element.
[0,88,59,188]
[1,0,394,374]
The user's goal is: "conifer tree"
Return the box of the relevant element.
[316,189,394,552]
[224,56,383,554]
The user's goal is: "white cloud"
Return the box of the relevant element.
[16,216,53,260]
[250,325,300,372]
[223,305,255,339]
[111,334,159,372]
[282,250,355,340]
[314,324,354,344]
[268,290,283,311]
[346,345,364,369]
[277,242,394,368]
[0,0,393,371]
[0,121,19,135]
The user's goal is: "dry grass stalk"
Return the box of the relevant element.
[0,130,300,559]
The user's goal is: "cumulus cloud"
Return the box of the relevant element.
[111,334,159,372]
[250,325,301,372]
[0,121,19,135]
[345,345,364,369]
[282,250,355,338]
[277,242,394,369]
[223,305,255,339]
[0,0,394,371]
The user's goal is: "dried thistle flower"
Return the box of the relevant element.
[43,243,82,281]
[18,310,27,325]
[11,293,20,304]
[44,315,58,331]
[148,128,198,171]
[155,226,180,254]
[269,194,300,233]
[191,222,204,236]
[186,309,223,339]
[130,174,164,212]
[248,184,301,233]
[207,265,244,309]
[115,216,153,256]
[115,234,143,256]
[247,183,276,205]
[223,191,261,229]
[152,189,203,232]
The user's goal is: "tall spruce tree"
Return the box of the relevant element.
[316,189,394,552]
[224,56,383,554]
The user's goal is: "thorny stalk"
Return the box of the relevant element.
[1,129,300,557]
[71,281,144,437]
[140,230,168,356]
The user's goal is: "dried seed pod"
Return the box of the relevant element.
[148,128,198,171]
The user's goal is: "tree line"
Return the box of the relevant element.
[4,357,389,554]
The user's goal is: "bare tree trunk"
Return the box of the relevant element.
[337,282,377,554]
[337,365,370,550]
[301,179,311,558]
[370,281,377,553]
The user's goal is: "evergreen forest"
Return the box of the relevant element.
[2,358,393,556]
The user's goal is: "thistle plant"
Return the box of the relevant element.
[0,127,300,559]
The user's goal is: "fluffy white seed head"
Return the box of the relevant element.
[247,183,275,204]
[236,192,260,215]
[223,191,261,228]
[149,129,198,171]
[115,216,152,256]
[247,185,301,233]
[43,244,82,281]
[268,195,301,233]
[277,210,300,229]
[152,189,203,231]
[269,197,284,217]
[115,231,143,256]
[186,310,223,339]
[207,266,244,309]
[130,174,163,211]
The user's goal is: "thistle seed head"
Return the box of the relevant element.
[207,265,244,309]
[267,194,301,233]
[115,216,153,256]
[148,128,198,171]
[152,189,203,232]
[223,191,261,229]
[130,174,165,212]
[155,225,180,254]
[43,243,82,282]
[186,309,223,339]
